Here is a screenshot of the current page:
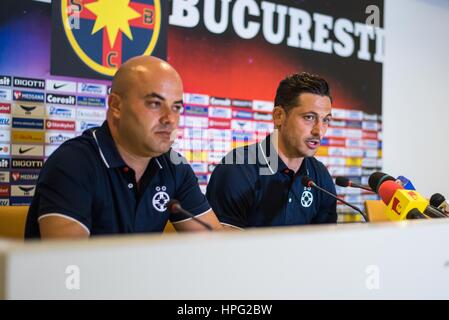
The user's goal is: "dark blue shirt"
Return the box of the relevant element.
[25,121,210,238]
[206,134,337,228]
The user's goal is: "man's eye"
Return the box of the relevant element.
[304,115,315,121]
[147,101,161,108]
[173,105,184,113]
[323,117,331,124]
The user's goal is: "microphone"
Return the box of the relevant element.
[335,176,374,192]
[301,175,369,222]
[430,193,449,216]
[395,176,416,190]
[167,199,213,231]
[369,172,447,220]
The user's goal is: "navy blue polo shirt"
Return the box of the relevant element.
[25,121,210,238]
[206,134,337,229]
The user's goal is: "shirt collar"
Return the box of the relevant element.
[258,133,309,175]
[91,121,163,170]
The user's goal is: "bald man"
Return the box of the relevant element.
[25,56,222,239]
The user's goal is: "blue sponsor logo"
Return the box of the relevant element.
[10,197,33,206]
[196,174,208,184]
[185,105,208,116]
[77,96,106,107]
[13,90,45,102]
[79,121,100,131]
[79,83,105,95]
[0,117,10,126]
[321,138,329,146]
[233,110,253,119]
[49,106,73,117]
[0,89,10,100]
[12,117,44,129]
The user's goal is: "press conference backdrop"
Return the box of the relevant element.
[0,0,384,221]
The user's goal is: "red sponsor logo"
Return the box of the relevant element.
[362,131,378,139]
[328,138,346,147]
[209,119,231,129]
[0,185,9,197]
[11,172,20,181]
[0,103,11,114]
[46,120,75,131]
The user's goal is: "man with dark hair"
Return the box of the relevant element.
[206,72,337,229]
[25,56,223,239]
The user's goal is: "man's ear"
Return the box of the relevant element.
[273,106,285,128]
[108,93,122,119]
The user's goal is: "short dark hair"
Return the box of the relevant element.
[274,72,332,112]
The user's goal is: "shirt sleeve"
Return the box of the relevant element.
[35,142,96,231]
[206,163,255,229]
[311,162,338,224]
[169,157,211,223]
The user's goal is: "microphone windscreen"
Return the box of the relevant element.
[368,172,396,193]
[430,193,445,208]
[335,176,350,187]
[378,180,403,204]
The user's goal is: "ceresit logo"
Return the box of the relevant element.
[46,93,76,105]
[210,97,231,107]
[0,76,12,87]
[77,82,107,95]
[46,120,76,131]
[61,0,162,77]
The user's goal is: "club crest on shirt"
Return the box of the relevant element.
[301,188,314,208]
[152,186,170,212]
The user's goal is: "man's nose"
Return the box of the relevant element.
[160,105,177,125]
[311,119,325,137]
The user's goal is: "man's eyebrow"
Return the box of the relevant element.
[299,111,332,116]
[144,92,165,100]
[144,93,183,105]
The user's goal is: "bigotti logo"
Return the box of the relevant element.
[45,94,76,105]
[11,158,44,169]
[13,77,45,90]
[13,90,45,102]
[0,75,12,87]
[77,83,107,95]
[11,172,39,183]
[46,120,75,131]
[210,97,232,107]
[0,103,11,114]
